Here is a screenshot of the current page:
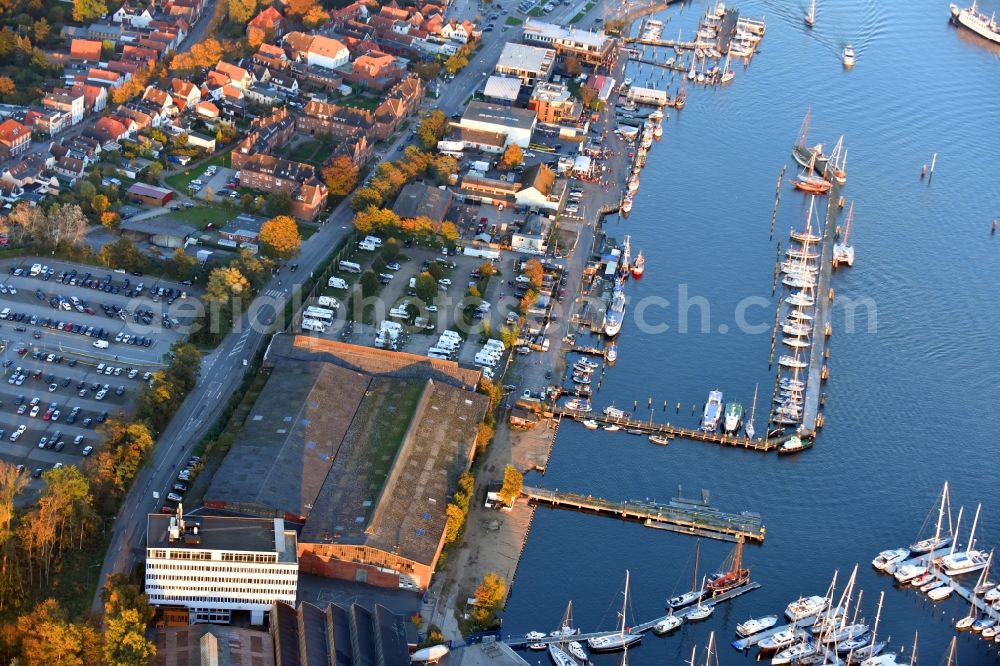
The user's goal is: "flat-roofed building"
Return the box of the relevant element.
[145,511,299,625]
[528,81,579,125]
[458,101,536,148]
[271,601,408,666]
[483,75,521,104]
[522,18,613,66]
[494,42,555,85]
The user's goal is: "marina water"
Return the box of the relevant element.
[501,0,1000,662]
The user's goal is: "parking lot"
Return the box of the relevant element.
[188,164,240,203]
[1,258,202,367]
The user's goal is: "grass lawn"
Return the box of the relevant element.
[163,149,233,192]
[283,140,334,167]
[168,205,236,230]
[570,12,584,22]
[505,15,523,25]
[528,6,544,16]
[297,223,317,240]
[339,96,379,112]
[362,381,424,504]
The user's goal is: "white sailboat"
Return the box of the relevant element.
[804,0,816,27]
[909,481,953,553]
[587,571,642,653]
[667,540,703,609]
[686,576,714,620]
[938,502,989,575]
[833,201,856,267]
[745,384,758,439]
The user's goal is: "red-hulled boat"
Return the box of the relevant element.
[706,538,750,594]
[793,174,832,194]
[630,250,645,278]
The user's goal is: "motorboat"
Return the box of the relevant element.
[778,355,807,369]
[928,585,954,601]
[652,614,682,634]
[778,435,813,455]
[571,373,592,385]
[525,631,547,650]
[783,322,812,336]
[603,424,620,432]
[701,390,724,431]
[773,641,818,665]
[603,286,626,337]
[920,578,944,593]
[604,405,626,419]
[722,402,743,433]
[759,628,805,652]
[940,549,989,576]
[909,572,935,587]
[785,595,828,622]
[547,644,576,666]
[893,564,927,584]
[564,399,591,412]
[843,45,856,67]
[972,617,997,632]
[837,635,870,654]
[785,291,815,307]
[783,337,810,349]
[581,419,599,430]
[871,548,908,572]
[567,642,587,662]
[605,343,617,364]
[649,435,670,445]
[850,641,887,661]
[735,615,778,637]
[576,358,599,370]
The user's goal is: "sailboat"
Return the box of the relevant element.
[909,481,953,553]
[675,78,686,109]
[833,201,856,267]
[587,571,642,653]
[804,0,816,27]
[826,135,848,184]
[686,576,714,620]
[937,502,989,575]
[706,538,750,594]
[793,152,833,194]
[667,540,703,609]
[848,591,887,663]
[745,384,758,439]
[792,108,830,173]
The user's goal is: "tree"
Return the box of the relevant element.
[426,261,446,281]
[352,206,399,235]
[145,161,163,181]
[94,421,155,493]
[412,61,441,81]
[500,143,523,171]
[164,247,199,281]
[240,193,256,212]
[91,193,109,217]
[499,325,519,349]
[302,4,329,27]
[351,186,384,212]
[579,84,600,110]
[444,53,468,75]
[227,0,257,24]
[72,0,107,23]
[230,248,269,290]
[170,38,224,72]
[415,271,437,303]
[359,270,378,297]
[415,110,448,150]
[98,238,149,273]
[443,503,464,545]
[382,238,400,262]
[440,221,458,243]
[523,258,544,288]
[431,154,458,184]
[321,155,359,197]
[205,266,251,303]
[471,573,506,628]
[247,26,266,47]
[0,76,13,97]
[32,18,49,44]
[498,464,522,506]
[104,607,155,666]
[259,215,301,259]
[478,261,495,278]
[17,599,86,666]
[265,190,292,217]
[564,55,583,77]
[100,212,120,229]
[286,0,321,19]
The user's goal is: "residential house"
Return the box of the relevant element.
[296,75,422,143]
[440,19,475,43]
[170,78,201,110]
[215,62,253,90]
[121,44,159,69]
[1,153,53,187]
[247,6,286,38]
[268,71,299,95]
[42,89,85,127]
[71,82,108,113]
[88,68,124,88]
[24,109,64,136]
[243,85,281,106]
[237,154,328,221]
[0,179,25,203]
[306,35,351,70]
[231,108,295,168]
[69,39,102,62]
[87,23,123,42]
[141,87,176,115]
[185,132,216,151]
[94,116,132,143]
[346,50,406,90]
[112,3,154,27]
[0,119,32,161]
[328,0,369,27]
[53,154,86,184]
[195,101,220,119]
[253,43,288,69]
[528,81,579,125]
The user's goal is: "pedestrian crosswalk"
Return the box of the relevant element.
[228,329,251,357]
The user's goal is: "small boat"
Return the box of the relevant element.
[630,250,645,278]
[652,123,663,139]
[794,173,833,194]
[736,615,778,637]
[920,578,943,593]
[627,176,639,192]
[626,428,644,435]
[778,355,807,369]
[621,197,632,214]
[603,424,621,432]
[605,343,617,364]
[686,580,714,621]
[604,405,626,419]
[722,402,743,433]
[759,628,804,652]
[773,641,817,665]
[547,644,576,666]
[928,585,954,601]
[778,435,813,455]
[788,309,814,321]
[576,358,599,370]
[972,617,997,632]
[955,615,976,631]
[587,571,643,653]
[872,548,909,572]
[573,363,595,374]
[652,614,682,634]
[804,0,816,26]
[572,373,592,385]
[783,337,810,348]
[567,642,587,662]
[843,45,855,67]
[783,322,812,336]
[565,399,592,412]
[824,624,869,644]
[792,110,830,172]
[785,595,828,622]
[909,572,935,587]
[837,636,871,654]
[701,390,724,431]
[668,541,703,610]
[525,631,547,649]
[623,77,633,86]
[581,419,599,430]
[745,384,758,439]
[785,292,815,307]
[985,586,1000,601]
[982,625,999,639]
[649,435,670,446]
[937,504,989,575]
[893,564,927,584]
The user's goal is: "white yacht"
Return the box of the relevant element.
[758,628,804,651]
[773,642,817,665]
[950,2,1000,45]
[872,548,909,572]
[893,564,927,583]
[843,45,856,67]
[653,615,682,634]
[735,615,778,637]
[785,595,828,622]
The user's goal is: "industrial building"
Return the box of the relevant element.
[494,42,556,85]
[271,601,409,666]
[457,101,537,148]
[126,182,174,206]
[205,336,488,591]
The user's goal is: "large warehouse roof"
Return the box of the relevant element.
[462,101,537,131]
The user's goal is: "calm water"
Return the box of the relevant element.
[502,0,1000,663]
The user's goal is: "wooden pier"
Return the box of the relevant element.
[522,486,766,543]
[505,581,761,648]
[800,183,840,433]
[554,407,784,451]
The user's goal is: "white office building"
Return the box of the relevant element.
[145,510,298,625]
[458,101,537,148]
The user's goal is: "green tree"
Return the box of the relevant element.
[164,247,199,282]
[259,215,301,259]
[415,271,437,303]
[17,599,86,666]
[431,154,458,184]
[72,0,107,22]
[415,110,448,150]
[227,0,257,23]
[359,269,378,297]
[498,464,522,506]
[98,237,150,273]
[351,186,384,212]
[104,607,155,666]
[471,573,506,628]
[91,193,109,217]
[382,238,400,262]
[32,17,49,43]
[427,261,446,281]
[230,247,270,290]
[145,161,163,182]
[321,154,359,197]
[265,190,292,217]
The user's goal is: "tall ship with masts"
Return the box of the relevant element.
[950,1,1000,45]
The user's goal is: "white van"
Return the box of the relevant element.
[96,363,106,373]
[317,296,340,309]
[357,240,376,251]
[29,264,42,276]
[0,308,9,319]
[327,277,348,289]
[338,261,361,273]
[364,235,383,247]
[92,340,109,349]
[302,319,327,333]
[484,340,504,351]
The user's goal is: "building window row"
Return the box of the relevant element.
[148,574,296,586]
[148,585,293,596]
[148,594,280,606]
[146,562,295,575]
[220,552,277,563]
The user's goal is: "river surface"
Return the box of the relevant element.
[501,0,1000,662]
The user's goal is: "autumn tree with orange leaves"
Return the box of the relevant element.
[259,215,302,259]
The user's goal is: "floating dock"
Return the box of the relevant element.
[554,407,784,451]
[522,486,766,543]
[800,183,840,433]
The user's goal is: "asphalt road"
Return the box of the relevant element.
[90,1,591,611]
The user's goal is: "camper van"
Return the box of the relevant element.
[364,236,383,247]
[338,261,361,274]
[302,319,327,333]
[317,296,340,309]
[327,277,348,289]
[358,240,376,251]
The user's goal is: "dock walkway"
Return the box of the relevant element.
[554,408,783,451]
[522,486,766,543]
[800,184,839,433]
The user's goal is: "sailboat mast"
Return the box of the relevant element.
[944,636,957,666]
[620,570,629,639]
[949,506,964,555]
[843,202,854,245]
[692,540,701,591]
[944,481,954,536]
[932,481,947,543]
[968,503,982,551]
[908,631,918,666]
